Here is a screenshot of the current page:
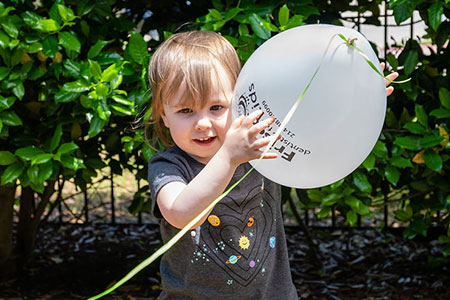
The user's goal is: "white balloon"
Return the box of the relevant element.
[233,24,386,188]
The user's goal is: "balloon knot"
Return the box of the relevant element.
[347,37,358,46]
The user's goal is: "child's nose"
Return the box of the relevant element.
[195,115,212,130]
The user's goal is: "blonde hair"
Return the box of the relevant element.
[148,31,241,146]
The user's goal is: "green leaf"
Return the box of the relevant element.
[208,8,222,20]
[49,124,63,152]
[0,95,15,111]
[111,104,134,116]
[0,111,22,126]
[415,104,428,127]
[385,163,400,185]
[430,108,450,119]
[428,2,443,31]
[0,67,9,81]
[224,8,242,21]
[353,171,372,193]
[21,11,43,26]
[390,156,413,168]
[57,142,79,155]
[443,245,450,257]
[386,53,398,71]
[89,59,102,80]
[0,30,10,48]
[403,50,418,75]
[101,63,119,82]
[1,15,20,38]
[391,0,416,24]
[424,149,442,172]
[54,90,80,103]
[307,189,323,203]
[95,83,109,98]
[322,193,340,206]
[419,135,444,147]
[439,87,450,109]
[317,206,330,219]
[1,161,24,184]
[0,5,15,18]
[249,13,271,40]
[403,122,426,134]
[42,36,59,58]
[88,40,110,59]
[372,140,388,158]
[141,143,155,162]
[11,80,24,100]
[31,153,53,165]
[62,80,90,92]
[278,4,289,27]
[63,59,81,77]
[346,210,357,226]
[15,146,44,161]
[128,32,147,65]
[59,31,81,53]
[283,15,304,30]
[60,155,85,170]
[38,161,53,183]
[362,153,375,170]
[394,206,413,222]
[0,151,16,165]
[88,114,107,137]
[35,19,60,32]
[394,136,420,150]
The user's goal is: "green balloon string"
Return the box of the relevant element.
[86,32,408,300]
[337,33,411,84]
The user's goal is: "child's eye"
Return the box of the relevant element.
[178,108,192,114]
[210,105,223,111]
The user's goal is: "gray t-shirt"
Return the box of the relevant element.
[148,146,298,300]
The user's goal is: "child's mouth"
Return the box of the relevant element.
[194,137,216,145]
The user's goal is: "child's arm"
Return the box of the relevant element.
[156,110,276,229]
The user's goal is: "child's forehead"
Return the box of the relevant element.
[164,66,234,107]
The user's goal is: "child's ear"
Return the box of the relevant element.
[160,109,170,128]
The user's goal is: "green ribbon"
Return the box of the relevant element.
[337,34,411,84]
[86,32,408,300]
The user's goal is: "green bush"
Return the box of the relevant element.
[191,0,450,256]
[0,0,449,274]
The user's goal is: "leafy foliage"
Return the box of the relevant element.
[0,0,449,262]
[190,0,450,255]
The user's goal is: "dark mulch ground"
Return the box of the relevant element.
[1,223,449,300]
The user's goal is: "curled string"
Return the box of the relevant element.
[86,32,406,300]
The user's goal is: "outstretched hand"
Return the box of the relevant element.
[381,62,398,97]
[221,110,278,166]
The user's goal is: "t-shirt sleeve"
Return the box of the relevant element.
[148,153,189,219]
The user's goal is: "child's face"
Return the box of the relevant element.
[160,66,233,164]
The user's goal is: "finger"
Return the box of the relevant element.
[380,62,385,72]
[252,135,274,149]
[261,152,278,159]
[242,110,263,128]
[386,86,394,97]
[385,72,398,86]
[249,117,275,136]
[231,115,245,129]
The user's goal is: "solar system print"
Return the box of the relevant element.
[189,179,278,287]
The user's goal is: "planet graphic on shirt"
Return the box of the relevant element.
[247,217,254,227]
[208,215,220,226]
[249,260,256,268]
[226,255,241,264]
[269,236,276,248]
